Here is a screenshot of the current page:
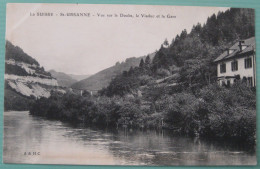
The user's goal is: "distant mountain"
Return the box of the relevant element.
[67,74,91,81]
[49,70,78,87]
[71,52,156,91]
[4,41,65,111]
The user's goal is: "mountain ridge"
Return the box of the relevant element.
[71,52,156,91]
[48,69,78,87]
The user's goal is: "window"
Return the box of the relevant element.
[231,61,238,71]
[242,76,247,83]
[221,81,226,86]
[227,80,230,87]
[248,77,253,87]
[245,58,252,68]
[220,63,226,73]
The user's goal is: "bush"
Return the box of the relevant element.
[5,64,29,76]
[29,82,256,146]
[156,68,171,77]
[197,83,256,143]
[4,88,34,111]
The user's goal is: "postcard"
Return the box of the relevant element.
[3,3,256,165]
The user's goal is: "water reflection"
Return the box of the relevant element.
[3,111,256,165]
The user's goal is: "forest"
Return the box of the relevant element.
[6,41,40,66]
[29,8,256,147]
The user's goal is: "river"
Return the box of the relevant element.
[3,111,256,165]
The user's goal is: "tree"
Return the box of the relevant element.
[145,55,151,65]
[163,38,169,47]
[128,66,134,75]
[139,58,145,68]
[180,29,187,39]
[144,55,151,72]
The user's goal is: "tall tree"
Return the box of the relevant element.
[145,55,151,65]
[163,39,169,47]
[139,58,145,68]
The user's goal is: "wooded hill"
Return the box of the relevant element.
[49,69,78,87]
[6,41,40,66]
[71,52,156,91]
[101,8,255,96]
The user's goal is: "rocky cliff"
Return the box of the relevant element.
[4,41,65,110]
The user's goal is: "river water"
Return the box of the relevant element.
[3,111,256,165]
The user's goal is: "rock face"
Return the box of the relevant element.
[4,41,65,110]
[5,73,59,98]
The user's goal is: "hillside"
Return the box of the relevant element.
[67,74,90,81]
[49,69,78,87]
[96,8,255,142]
[4,41,65,110]
[71,52,156,91]
[6,41,39,66]
[101,8,255,97]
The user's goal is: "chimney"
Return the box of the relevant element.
[238,40,245,51]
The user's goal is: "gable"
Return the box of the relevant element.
[214,37,255,63]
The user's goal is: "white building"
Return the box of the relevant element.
[214,37,256,87]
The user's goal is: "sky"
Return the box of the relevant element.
[6,3,229,75]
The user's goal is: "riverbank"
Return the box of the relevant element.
[29,82,256,148]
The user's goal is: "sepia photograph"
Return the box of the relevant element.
[3,3,256,165]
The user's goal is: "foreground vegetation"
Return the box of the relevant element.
[30,81,256,146]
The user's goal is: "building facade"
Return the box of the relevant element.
[214,37,256,87]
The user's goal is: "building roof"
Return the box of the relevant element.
[214,37,255,63]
